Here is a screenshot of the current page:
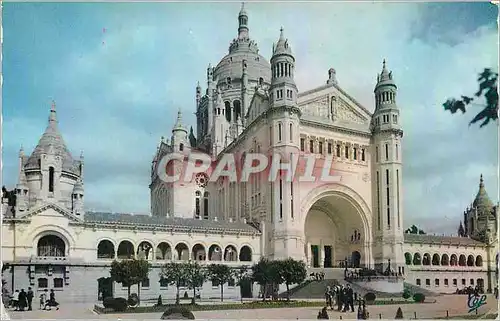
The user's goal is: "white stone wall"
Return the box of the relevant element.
[403,242,498,293]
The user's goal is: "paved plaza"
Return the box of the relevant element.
[6,295,498,319]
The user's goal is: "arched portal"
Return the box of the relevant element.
[37,235,66,257]
[351,251,361,268]
[302,186,370,269]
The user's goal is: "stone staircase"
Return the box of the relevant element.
[279,279,339,299]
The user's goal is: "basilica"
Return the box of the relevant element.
[1,4,498,303]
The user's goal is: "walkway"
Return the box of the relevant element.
[7,294,498,319]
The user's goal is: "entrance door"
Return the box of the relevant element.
[324,246,332,268]
[351,251,361,268]
[240,277,253,298]
[311,245,319,267]
[311,245,320,268]
[98,277,113,300]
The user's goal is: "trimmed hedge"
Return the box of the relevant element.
[161,306,195,320]
[364,292,376,303]
[93,298,418,314]
[413,293,425,303]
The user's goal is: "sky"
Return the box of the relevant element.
[2,2,498,235]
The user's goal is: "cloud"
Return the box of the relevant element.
[2,2,498,229]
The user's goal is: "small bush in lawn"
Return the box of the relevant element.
[112,297,128,312]
[413,293,425,303]
[364,292,376,303]
[402,289,411,300]
[157,295,163,306]
[395,307,404,319]
[183,291,189,299]
[102,297,114,308]
[161,306,195,319]
[128,293,139,307]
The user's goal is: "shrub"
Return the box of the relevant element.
[102,297,114,308]
[413,293,425,303]
[395,307,404,319]
[183,291,189,299]
[364,292,376,302]
[128,293,139,307]
[161,306,195,320]
[402,289,411,300]
[112,297,128,312]
[157,295,163,306]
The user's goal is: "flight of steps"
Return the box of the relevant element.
[279,279,339,299]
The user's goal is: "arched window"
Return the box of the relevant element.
[413,253,421,265]
[97,240,115,259]
[117,241,135,259]
[459,254,466,266]
[432,254,440,265]
[49,166,55,192]
[475,256,483,267]
[224,245,238,261]
[450,254,458,266]
[179,143,184,151]
[233,100,241,121]
[195,191,201,219]
[422,253,431,265]
[404,252,412,265]
[239,246,252,262]
[467,255,474,267]
[441,254,449,266]
[203,192,209,219]
[37,235,66,257]
[225,101,231,122]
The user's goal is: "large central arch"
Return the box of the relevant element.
[300,183,372,269]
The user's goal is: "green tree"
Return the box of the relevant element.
[186,262,206,304]
[404,225,426,235]
[160,262,190,304]
[443,68,498,128]
[207,264,233,302]
[251,258,276,301]
[110,259,151,303]
[275,258,307,301]
[233,265,250,303]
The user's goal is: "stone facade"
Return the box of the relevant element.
[2,4,498,303]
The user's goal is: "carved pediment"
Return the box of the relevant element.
[334,98,367,124]
[17,202,83,223]
[299,95,329,118]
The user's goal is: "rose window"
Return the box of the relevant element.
[195,173,208,188]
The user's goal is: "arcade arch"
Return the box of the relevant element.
[302,186,370,269]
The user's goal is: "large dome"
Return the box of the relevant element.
[214,50,271,85]
[213,3,271,85]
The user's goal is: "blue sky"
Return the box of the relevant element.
[2,2,498,234]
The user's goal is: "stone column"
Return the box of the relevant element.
[320,241,324,268]
[307,242,312,267]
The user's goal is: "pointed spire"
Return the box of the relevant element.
[479,174,484,188]
[272,27,292,56]
[19,145,24,157]
[80,150,84,160]
[279,27,285,41]
[238,2,249,40]
[49,100,57,123]
[172,108,187,133]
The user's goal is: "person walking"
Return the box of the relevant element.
[337,285,343,311]
[325,286,332,308]
[18,289,27,311]
[346,284,355,312]
[26,287,34,311]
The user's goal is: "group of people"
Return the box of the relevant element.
[318,284,369,319]
[324,284,356,313]
[8,288,59,311]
